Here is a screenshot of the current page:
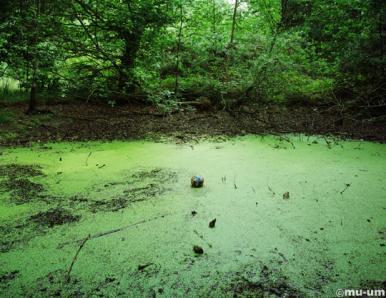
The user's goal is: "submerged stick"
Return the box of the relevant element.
[193,230,212,248]
[270,133,296,149]
[58,214,170,248]
[138,263,154,271]
[268,185,275,196]
[323,136,332,149]
[278,135,295,149]
[89,214,170,241]
[85,152,92,166]
[340,183,351,195]
[66,234,90,282]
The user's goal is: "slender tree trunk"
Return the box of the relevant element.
[269,0,288,54]
[280,0,289,28]
[212,0,217,52]
[229,0,239,45]
[379,10,384,79]
[27,82,37,114]
[174,1,183,94]
[26,0,40,114]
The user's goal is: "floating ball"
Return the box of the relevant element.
[191,175,204,188]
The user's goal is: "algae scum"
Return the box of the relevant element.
[0,135,385,297]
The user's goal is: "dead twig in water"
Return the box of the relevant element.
[138,263,154,271]
[58,214,170,248]
[85,152,92,166]
[193,230,212,248]
[268,185,275,196]
[279,135,295,149]
[340,183,351,195]
[270,133,296,149]
[323,136,332,149]
[66,234,90,282]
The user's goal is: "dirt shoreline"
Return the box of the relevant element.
[1,102,385,146]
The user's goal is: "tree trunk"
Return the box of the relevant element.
[229,0,239,45]
[26,0,40,115]
[280,0,289,28]
[174,1,183,94]
[118,32,142,92]
[212,0,217,52]
[26,82,37,114]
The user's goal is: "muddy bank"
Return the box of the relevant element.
[0,102,385,146]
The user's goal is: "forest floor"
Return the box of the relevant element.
[0,101,385,146]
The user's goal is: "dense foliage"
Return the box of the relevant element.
[0,0,385,112]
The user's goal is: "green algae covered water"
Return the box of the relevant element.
[0,135,385,297]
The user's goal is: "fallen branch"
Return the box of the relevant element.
[85,152,92,166]
[268,185,275,196]
[271,133,296,149]
[193,230,212,248]
[235,110,271,125]
[66,234,90,282]
[58,214,170,248]
[340,183,351,195]
[138,263,154,271]
[57,111,166,121]
[323,136,332,149]
[188,114,219,121]
[39,124,59,130]
[88,214,169,240]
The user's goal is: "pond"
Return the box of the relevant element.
[0,135,385,296]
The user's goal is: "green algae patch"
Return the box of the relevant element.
[0,135,385,297]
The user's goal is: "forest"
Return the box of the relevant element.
[0,0,384,113]
[0,0,385,297]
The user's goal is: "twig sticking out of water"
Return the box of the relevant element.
[280,136,295,149]
[193,230,212,248]
[268,185,275,197]
[323,137,332,149]
[138,263,154,271]
[85,152,92,166]
[66,234,90,282]
[233,176,238,189]
[271,133,296,149]
[340,183,351,195]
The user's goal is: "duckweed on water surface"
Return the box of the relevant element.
[0,135,385,297]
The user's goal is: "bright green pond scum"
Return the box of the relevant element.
[0,135,385,297]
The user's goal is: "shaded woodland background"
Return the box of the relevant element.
[0,0,385,118]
